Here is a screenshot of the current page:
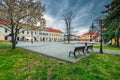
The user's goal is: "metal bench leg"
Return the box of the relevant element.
[69,51,72,57]
[83,50,86,56]
[73,53,77,59]
[86,49,89,53]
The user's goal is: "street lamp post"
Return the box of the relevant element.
[99,19,103,53]
[93,17,103,53]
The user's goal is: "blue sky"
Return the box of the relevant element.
[41,0,112,35]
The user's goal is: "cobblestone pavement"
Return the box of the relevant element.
[94,48,120,55]
[16,42,120,63]
[17,42,92,63]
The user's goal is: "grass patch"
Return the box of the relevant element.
[0,48,120,80]
[94,46,120,50]
[0,43,11,47]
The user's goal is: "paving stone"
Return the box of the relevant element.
[17,42,120,63]
[17,42,91,63]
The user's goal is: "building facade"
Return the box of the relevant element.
[64,34,79,41]
[79,32,99,42]
[0,19,64,42]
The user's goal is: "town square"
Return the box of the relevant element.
[0,0,120,80]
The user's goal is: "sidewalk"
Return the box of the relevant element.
[94,48,120,55]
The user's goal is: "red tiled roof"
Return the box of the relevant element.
[0,20,39,30]
[102,28,107,31]
[71,34,76,36]
[81,32,99,36]
[0,20,10,25]
[46,27,63,33]
[0,20,63,33]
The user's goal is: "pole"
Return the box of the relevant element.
[99,19,103,53]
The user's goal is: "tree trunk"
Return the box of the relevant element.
[12,40,16,49]
[11,34,16,49]
[11,29,17,49]
[11,26,15,49]
[68,35,70,44]
[116,37,119,46]
[67,27,71,44]
[31,31,33,44]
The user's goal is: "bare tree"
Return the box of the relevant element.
[0,0,45,49]
[63,10,75,43]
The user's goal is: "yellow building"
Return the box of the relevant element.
[79,32,99,42]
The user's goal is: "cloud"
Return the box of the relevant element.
[44,13,90,35]
[43,1,94,34]
[42,0,112,35]
[44,14,65,32]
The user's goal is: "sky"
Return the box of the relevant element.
[41,0,112,35]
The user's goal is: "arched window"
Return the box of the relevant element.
[5,36,8,40]
[5,28,8,33]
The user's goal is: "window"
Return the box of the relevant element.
[46,38,48,41]
[39,32,42,35]
[40,38,42,41]
[27,31,29,34]
[5,28,8,33]
[43,33,45,35]
[46,33,48,35]
[5,36,8,40]
[22,31,24,34]
[31,31,33,34]
[17,37,19,40]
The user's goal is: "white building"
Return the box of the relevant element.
[0,19,64,42]
[64,34,79,41]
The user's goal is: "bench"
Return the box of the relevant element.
[86,45,94,53]
[69,46,85,59]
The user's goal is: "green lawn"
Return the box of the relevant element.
[94,46,120,50]
[0,48,120,80]
[0,43,11,47]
